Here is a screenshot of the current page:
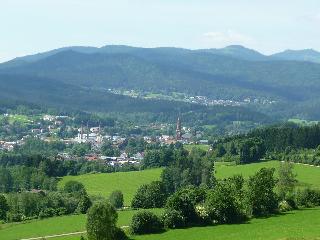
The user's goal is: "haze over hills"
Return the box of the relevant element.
[271,49,320,64]
[1,45,320,120]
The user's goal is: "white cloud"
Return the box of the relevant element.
[201,30,255,48]
[301,12,320,23]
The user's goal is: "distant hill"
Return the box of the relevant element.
[271,49,320,64]
[0,73,272,128]
[2,48,320,101]
[1,45,320,119]
[197,45,268,61]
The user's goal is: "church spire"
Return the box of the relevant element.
[176,116,182,140]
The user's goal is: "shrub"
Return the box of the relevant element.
[109,190,124,209]
[86,201,120,240]
[161,209,185,229]
[130,211,163,235]
[131,181,167,209]
[7,212,23,222]
[278,200,293,212]
[77,190,92,214]
[56,207,67,216]
[64,181,85,194]
[0,194,9,221]
[205,181,246,224]
[296,188,320,207]
[39,208,55,219]
[245,168,278,217]
[114,227,128,240]
[165,186,206,225]
[195,204,211,224]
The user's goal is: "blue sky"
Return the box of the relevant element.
[1,0,319,62]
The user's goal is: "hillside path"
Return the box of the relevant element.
[19,226,130,240]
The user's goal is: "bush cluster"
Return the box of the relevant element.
[130,211,163,235]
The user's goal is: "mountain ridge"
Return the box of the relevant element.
[2,45,320,66]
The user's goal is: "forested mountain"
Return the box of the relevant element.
[271,49,320,64]
[0,73,272,128]
[197,45,269,61]
[1,45,320,120]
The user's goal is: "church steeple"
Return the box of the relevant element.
[176,116,182,140]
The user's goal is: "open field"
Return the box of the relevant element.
[2,161,320,240]
[215,160,320,189]
[58,168,162,205]
[0,114,31,125]
[288,118,319,126]
[133,208,320,240]
[2,208,319,240]
[59,161,320,208]
[184,144,210,152]
[0,209,163,240]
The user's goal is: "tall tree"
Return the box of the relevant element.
[245,168,278,217]
[0,194,9,220]
[277,161,297,200]
[86,201,119,240]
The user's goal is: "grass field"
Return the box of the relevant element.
[58,161,319,208]
[288,118,319,126]
[2,208,319,240]
[0,209,163,240]
[58,168,162,205]
[215,160,320,189]
[133,208,320,240]
[184,144,210,152]
[2,161,320,240]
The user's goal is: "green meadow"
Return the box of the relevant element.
[0,209,163,240]
[58,161,320,208]
[58,168,162,206]
[133,208,320,240]
[3,160,320,240]
[184,144,210,152]
[215,160,320,189]
[2,208,319,240]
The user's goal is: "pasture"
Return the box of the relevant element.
[215,160,320,189]
[2,208,319,240]
[6,160,319,240]
[0,209,163,240]
[134,208,320,240]
[58,168,162,205]
[184,144,210,152]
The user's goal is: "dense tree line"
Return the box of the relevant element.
[0,166,57,193]
[0,180,91,222]
[214,123,320,165]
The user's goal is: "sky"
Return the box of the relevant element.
[0,0,320,62]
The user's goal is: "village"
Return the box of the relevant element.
[0,113,210,167]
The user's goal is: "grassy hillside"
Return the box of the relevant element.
[133,208,320,240]
[58,168,162,205]
[58,161,320,207]
[215,160,320,189]
[2,162,320,240]
[0,209,163,240]
[2,208,319,240]
[184,144,210,152]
